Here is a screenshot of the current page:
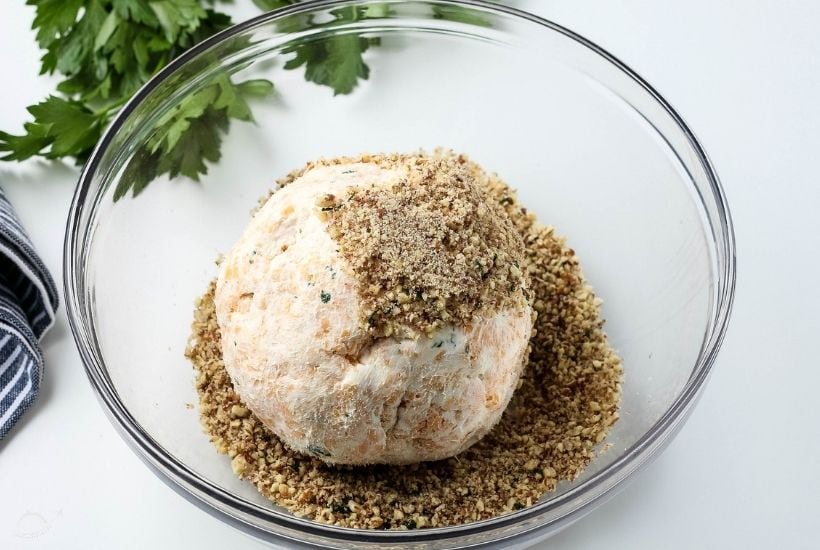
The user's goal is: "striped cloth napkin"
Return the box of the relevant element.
[0,187,58,440]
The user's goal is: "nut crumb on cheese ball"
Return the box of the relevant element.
[215,152,534,465]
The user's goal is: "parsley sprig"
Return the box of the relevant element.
[0,0,383,198]
[1,0,237,167]
[1,1,490,199]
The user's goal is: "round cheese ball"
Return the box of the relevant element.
[215,162,532,464]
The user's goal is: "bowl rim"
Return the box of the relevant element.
[63,0,737,544]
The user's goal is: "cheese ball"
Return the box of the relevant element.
[215,159,533,464]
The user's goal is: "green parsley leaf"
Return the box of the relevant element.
[284,33,375,96]
[29,0,85,49]
[0,124,52,162]
[28,96,103,157]
[150,0,208,43]
[113,75,272,200]
[281,5,388,96]
[110,0,157,26]
[0,96,103,161]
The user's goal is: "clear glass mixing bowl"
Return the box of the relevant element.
[64,1,736,547]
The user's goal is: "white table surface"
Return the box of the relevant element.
[2,1,819,549]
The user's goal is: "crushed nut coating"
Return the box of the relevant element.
[185,151,622,529]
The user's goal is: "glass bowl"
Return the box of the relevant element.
[64,0,736,547]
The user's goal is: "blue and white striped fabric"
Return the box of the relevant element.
[0,187,58,440]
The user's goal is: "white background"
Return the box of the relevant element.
[1,1,819,549]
